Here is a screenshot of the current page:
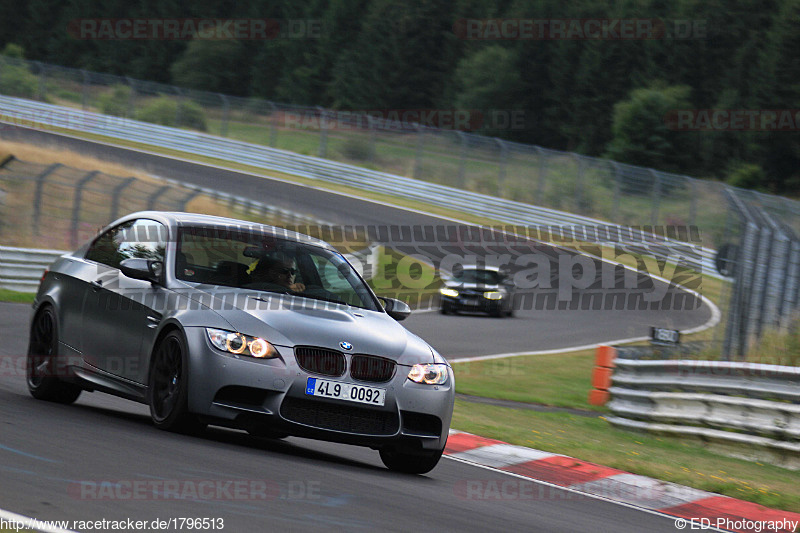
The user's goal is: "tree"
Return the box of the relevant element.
[170,40,249,95]
[453,45,524,134]
[605,84,697,174]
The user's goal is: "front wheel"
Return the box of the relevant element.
[27,307,82,404]
[379,447,444,474]
[148,331,204,434]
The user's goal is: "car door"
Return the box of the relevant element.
[81,218,168,384]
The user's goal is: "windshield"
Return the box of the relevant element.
[453,269,501,285]
[175,225,380,311]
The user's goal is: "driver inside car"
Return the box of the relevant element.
[247,255,306,293]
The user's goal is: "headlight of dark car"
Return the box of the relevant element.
[205,328,278,359]
[440,288,459,298]
[483,291,504,300]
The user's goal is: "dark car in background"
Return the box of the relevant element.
[27,211,454,474]
[439,265,515,317]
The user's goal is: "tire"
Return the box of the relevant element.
[26,307,82,404]
[379,447,444,475]
[148,331,204,434]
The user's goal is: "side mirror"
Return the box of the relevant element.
[380,297,411,321]
[120,258,162,284]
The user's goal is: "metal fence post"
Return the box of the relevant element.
[611,161,621,222]
[32,163,62,235]
[573,153,584,214]
[317,106,328,158]
[70,170,100,248]
[535,146,546,204]
[367,114,377,163]
[179,188,202,212]
[35,61,47,102]
[496,138,508,196]
[413,124,424,180]
[687,177,697,226]
[267,101,277,147]
[147,185,171,211]
[81,69,89,110]
[650,169,661,227]
[125,76,136,118]
[219,93,229,137]
[456,132,467,189]
[174,87,183,127]
[110,177,137,221]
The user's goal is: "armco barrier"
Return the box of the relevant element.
[0,245,63,292]
[0,95,719,277]
[606,357,800,468]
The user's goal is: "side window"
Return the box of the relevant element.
[85,219,166,269]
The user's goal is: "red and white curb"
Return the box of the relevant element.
[444,430,800,533]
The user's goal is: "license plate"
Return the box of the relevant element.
[305,378,385,406]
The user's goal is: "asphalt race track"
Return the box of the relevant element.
[0,126,715,531]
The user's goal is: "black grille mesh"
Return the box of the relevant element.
[350,354,396,382]
[281,397,399,435]
[294,346,346,377]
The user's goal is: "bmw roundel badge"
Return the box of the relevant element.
[340,341,353,351]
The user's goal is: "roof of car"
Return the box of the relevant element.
[117,211,333,249]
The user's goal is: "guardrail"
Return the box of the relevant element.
[606,355,800,468]
[0,245,62,292]
[0,95,720,277]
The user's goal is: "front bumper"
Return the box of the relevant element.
[441,294,505,313]
[183,327,454,451]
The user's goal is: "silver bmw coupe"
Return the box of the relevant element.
[27,212,454,474]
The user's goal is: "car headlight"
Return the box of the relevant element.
[205,328,278,359]
[440,288,459,298]
[483,291,504,300]
[407,364,449,385]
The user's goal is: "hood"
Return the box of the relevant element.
[188,288,435,365]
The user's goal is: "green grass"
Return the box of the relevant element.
[451,400,800,512]
[0,288,35,303]
[454,349,601,410]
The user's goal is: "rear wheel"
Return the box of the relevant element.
[148,331,204,434]
[27,307,82,404]
[379,447,444,475]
